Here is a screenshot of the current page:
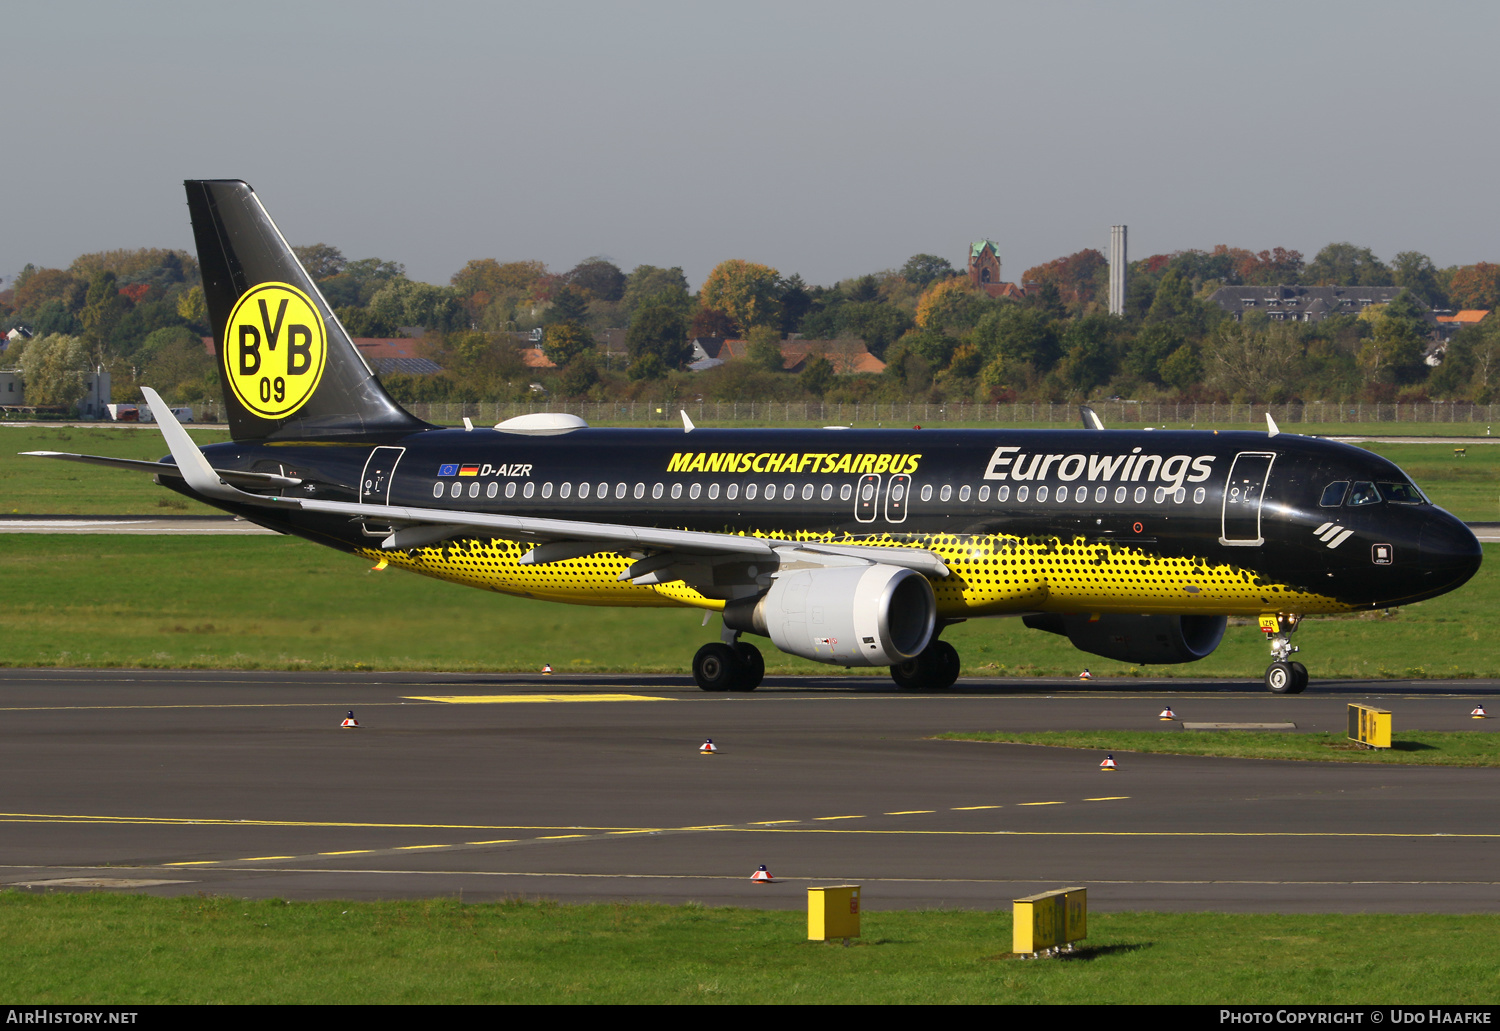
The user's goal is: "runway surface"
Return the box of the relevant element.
[2,669,1498,913]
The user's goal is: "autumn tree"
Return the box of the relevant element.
[1391,251,1447,308]
[900,254,957,286]
[801,354,834,396]
[622,265,691,315]
[292,244,347,280]
[1448,263,1500,311]
[1305,243,1391,287]
[1021,249,1107,306]
[542,322,594,367]
[914,278,981,331]
[18,333,90,407]
[700,260,782,333]
[566,258,626,302]
[451,259,547,299]
[746,325,785,373]
[625,301,690,376]
[1204,321,1303,401]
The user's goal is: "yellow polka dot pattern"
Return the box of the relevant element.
[356,528,1345,619]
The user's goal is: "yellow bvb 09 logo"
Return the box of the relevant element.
[224,282,327,418]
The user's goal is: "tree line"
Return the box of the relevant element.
[4,239,1499,412]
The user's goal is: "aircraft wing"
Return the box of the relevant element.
[22,451,303,489]
[46,388,949,586]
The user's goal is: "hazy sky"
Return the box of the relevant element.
[6,1,1498,291]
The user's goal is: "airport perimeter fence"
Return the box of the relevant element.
[392,400,1500,429]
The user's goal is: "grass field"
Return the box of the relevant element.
[0,534,1494,677]
[935,730,1500,766]
[1,893,1496,1004]
[3,425,1497,520]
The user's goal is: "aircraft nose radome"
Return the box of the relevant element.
[1418,514,1483,590]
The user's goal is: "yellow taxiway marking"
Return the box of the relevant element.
[951,805,1002,810]
[1017,801,1065,807]
[1084,797,1131,801]
[318,850,374,856]
[396,844,450,850]
[884,810,936,815]
[163,861,217,866]
[238,856,296,861]
[404,694,669,704]
[467,840,519,845]
[813,815,865,821]
[536,835,588,840]
[0,812,644,832]
[749,820,800,825]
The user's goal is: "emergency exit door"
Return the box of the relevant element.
[1220,451,1275,546]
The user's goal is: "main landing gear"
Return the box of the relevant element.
[693,629,764,692]
[890,639,961,691]
[1263,613,1308,694]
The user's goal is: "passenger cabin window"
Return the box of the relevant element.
[1320,481,1348,507]
[1347,481,1381,506]
[707,483,719,499]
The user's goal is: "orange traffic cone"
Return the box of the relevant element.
[1078,669,1093,680]
[340,710,359,728]
[1159,707,1177,721]
[751,864,773,884]
[700,738,718,754]
[1472,705,1489,719]
[1099,753,1117,771]
[542,663,553,675]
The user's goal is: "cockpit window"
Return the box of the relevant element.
[1346,481,1381,506]
[1377,480,1425,505]
[1319,481,1348,507]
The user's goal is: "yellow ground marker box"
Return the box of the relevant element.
[1012,887,1087,955]
[807,885,861,941]
[1347,703,1392,749]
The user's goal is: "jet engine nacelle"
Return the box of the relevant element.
[724,564,936,667]
[1023,613,1228,665]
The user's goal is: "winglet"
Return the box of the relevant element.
[1081,405,1105,430]
[1266,412,1280,438]
[681,410,695,433]
[141,387,291,507]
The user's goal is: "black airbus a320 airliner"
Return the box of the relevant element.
[29,181,1482,693]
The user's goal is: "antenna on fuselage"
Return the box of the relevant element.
[1080,405,1105,430]
[1266,412,1280,438]
[681,410,696,433]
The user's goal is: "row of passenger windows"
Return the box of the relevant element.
[431,479,1210,507]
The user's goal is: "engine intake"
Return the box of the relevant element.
[724,564,936,667]
[1023,613,1227,665]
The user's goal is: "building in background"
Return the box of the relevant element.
[967,241,1025,298]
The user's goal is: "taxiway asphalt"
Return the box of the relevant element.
[1,669,1497,913]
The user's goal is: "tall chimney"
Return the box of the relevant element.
[1109,225,1127,316]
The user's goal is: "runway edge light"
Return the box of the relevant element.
[1158,706,1177,721]
[700,738,717,754]
[340,710,359,728]
[751,864,774,884]
[1099,753,1117,771]
[1472,705,1489,719]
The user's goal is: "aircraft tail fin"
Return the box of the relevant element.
[185,180,429,441]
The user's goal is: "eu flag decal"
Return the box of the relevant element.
[438,464,459,477]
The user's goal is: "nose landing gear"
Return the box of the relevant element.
[1261,613,1308,694]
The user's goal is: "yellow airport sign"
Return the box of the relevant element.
[1013,887,1087,956]
[808,885,861,942]
[1348,703,1392,749]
